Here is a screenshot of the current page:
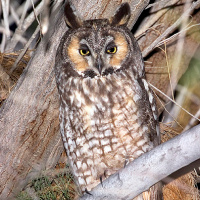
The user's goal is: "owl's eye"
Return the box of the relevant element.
[79,49,90,56]
[106,46,117,54]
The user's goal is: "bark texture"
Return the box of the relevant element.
[0,0,150,199]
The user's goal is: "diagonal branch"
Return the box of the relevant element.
[79,124,200,200]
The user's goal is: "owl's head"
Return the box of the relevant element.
[56,3,144,79]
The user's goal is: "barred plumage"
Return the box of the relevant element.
[55,2,161,199]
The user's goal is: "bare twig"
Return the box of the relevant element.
[5,0,30,51]
[151,85,183,128]
[149,82,200,122]
[6,0,44,51]
[22,1,44,32]
[1,0,10,52]
[169,0,192,100]
[41,0,51,35]
[146,0,178,9]
[9,25,40,74]
[1,0,10,37]
[184,109,200,131]
[30,0,42,34]
[136,0,180,38]
[10,4,20,25]
[8,0,39,26]
[157,23,200,46]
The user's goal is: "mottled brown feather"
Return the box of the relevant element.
[55,2,162,199]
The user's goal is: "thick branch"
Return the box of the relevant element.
[79,124,200,200]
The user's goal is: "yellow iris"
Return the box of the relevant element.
[79,49,90,56]
[107,46,117,54]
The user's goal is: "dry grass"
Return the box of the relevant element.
[0,50,31,106]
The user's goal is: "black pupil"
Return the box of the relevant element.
[82,49,88,54]
[109,47,115,52]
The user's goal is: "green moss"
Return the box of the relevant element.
[32,176,51,192]
[16,192,33,200]
[16,165,76,200]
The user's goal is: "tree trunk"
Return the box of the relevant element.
[0,0,150,199]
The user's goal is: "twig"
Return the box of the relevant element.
[142,0,200,57]
[0,26,13,36]
[9,26,40,74]
[136,0,180,38]
[5,0,30,51]
[41,0,51,35]
[184,109,200,131]
[1,0,10,37]
[8,0,39,26]
[30,0,42,35]
[146,0,170,9]
[150,84,183,128]
[157,23,200,46]
[10,4,20,25]
[6,0,44,51]
[168,0,191,101]
[149,82,200,122]
[1,0,10,52]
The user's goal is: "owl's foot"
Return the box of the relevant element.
[85,188,92,195]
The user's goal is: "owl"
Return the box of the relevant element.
[55,2,162,199]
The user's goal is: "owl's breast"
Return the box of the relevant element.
[60,73,157,192]
[65,73,154,155]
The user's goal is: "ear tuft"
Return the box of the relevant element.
[110,3,131,26]
[64,2,82,28]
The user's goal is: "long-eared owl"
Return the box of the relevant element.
[55,2,161,199]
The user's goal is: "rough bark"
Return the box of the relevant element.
[0,0,150,199]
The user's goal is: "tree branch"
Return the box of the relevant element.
[79,124,200,200]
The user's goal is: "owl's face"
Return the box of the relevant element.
[56,3,144,80]
[65,21,130,78]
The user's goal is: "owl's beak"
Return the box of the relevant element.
[95,56,103,75]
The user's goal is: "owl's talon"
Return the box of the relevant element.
[100,176,103,187]
[85,188,92,195]
[124,159,128,168]
[104,170,107,178]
